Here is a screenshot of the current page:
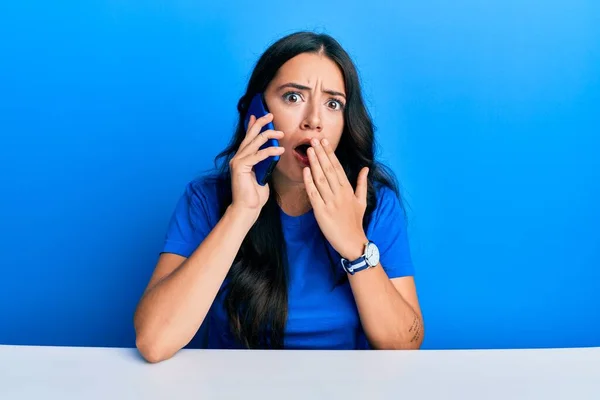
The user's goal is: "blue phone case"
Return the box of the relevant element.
[243,93,280,186]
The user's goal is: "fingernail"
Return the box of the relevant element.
[311,138,319,146]
[322,138,328,146]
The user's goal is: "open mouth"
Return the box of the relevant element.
[293,143,311,166]
[295,144,310,157]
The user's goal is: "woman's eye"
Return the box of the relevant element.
[283,92,301,103]
[328,100,344,110]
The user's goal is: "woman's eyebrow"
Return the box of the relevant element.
[277,82,346,99]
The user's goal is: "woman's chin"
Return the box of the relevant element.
[272,164,306,186]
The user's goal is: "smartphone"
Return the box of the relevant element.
[243,93,280,186]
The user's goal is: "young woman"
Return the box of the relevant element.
[134,31,424,362]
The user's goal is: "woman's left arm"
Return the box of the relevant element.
[347,261,424,349]
[303,138,424,349]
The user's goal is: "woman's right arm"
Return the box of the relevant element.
[133,204,256,363]
[134,113,284,363]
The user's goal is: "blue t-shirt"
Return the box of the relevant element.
[160,175,414,350]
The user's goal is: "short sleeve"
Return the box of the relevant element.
[160,179,219,258]
[365,186,415,278]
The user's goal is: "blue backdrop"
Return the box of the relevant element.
[1,1,599,350]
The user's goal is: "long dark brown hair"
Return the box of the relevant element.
[207,31,404,348]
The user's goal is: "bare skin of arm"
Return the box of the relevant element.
[134,113,284,363]
[133,205,256,363]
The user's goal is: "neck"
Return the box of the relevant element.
[272,170,311,217]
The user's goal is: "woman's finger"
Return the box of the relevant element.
[243,129,285,158]
[307,146,334,202]
[321,138,349,187]
[312,138,341,194]
[303,166,325,208]
[355,167,369,203]
[239,113,274,151]
[242,145,285,167]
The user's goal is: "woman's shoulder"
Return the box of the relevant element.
[184,173,228,201]
[178,172,230,228]
[181,169,232,203]
[366,182,414,277]
[161,172,229,257]
[372,182,405,218]
[366,181,409,237]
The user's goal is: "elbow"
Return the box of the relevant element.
[370,324,425,350]
[374,339,423,351]
[400,323,425,350]
[382,337,424,350]
[134,315,175,363]
[135,334,175,363]
[398,315,425,349]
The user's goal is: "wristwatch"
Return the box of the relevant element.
[340,241,380,275]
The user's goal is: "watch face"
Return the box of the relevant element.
[366,242,380,266]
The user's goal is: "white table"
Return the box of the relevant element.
[0,345,598,399]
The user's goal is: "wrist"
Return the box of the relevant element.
[225,204,260,229]
[339,233,369,261]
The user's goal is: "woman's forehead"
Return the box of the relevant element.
[272,53,345,93]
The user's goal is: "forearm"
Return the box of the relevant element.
[134,205,256,361]
[348,265,423,350]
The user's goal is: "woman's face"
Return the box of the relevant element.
[263,52,346,185]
